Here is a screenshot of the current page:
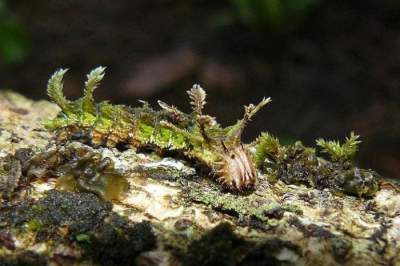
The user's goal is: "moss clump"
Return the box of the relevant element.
[316,132,361,162]
[26,218,42,232]
[0,190,157,265]
[254,138,379,197]
[254,132,281,168]
[0,190,112,241]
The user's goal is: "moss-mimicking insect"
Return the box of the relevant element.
[45,66,271,191]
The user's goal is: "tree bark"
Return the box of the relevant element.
[0,91,399,266]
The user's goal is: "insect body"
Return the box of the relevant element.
[45,67,271,191]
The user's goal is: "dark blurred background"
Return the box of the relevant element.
[0,0,399,178]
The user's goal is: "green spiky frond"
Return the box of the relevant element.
[225,97,272,144]
[316,132,361,162]
[47,68,72,113]
[254,132,281,168]
[157,100,187,123]
[74,66,106,127]
[82,66,106,114]
[245,97,272,120]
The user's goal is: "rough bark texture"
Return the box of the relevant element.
[0,91,399,266]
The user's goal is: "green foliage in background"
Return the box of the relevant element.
[0,0,29,65]
[228,0,321,31]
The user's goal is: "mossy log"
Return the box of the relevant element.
[0,91,399,266]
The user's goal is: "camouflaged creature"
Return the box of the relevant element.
[45,67,271,191]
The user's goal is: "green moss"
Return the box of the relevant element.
[75,233,91,243]
[281,203,303,215]
[30,204,45,213]
[0,190,156,265]
[254,137,379,197]
[135,122,154,143]
[26,218,42,232]
[154,127,187,149]
[95,102,114,132]
[254,132,281,168]
[46,68,72,114]
[0,190,111,241]
[185,183,300,223]
[316,132,361,162]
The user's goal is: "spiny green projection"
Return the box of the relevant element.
[45,66,271,191]
[254,132,281,168]
[316,132,361,162]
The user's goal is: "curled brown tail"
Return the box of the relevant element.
[214,145,257,191]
